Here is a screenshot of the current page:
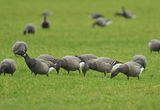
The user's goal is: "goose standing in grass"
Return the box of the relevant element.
[148,39,160,53]
[82,58,112,77]
[89,13,105,19]
[37,54,60,74]
[82,57,122,76]
[57,56,85,74]
[23,24,36,35]
[92,17,112,28]
[111,61,144,80]
[0,59,17,76]
[21,53,56,76]
[132,55,147,70]
[76,54,97,63]
[115,6,136,19]
[41,16,50,29]
[12,41,28,56]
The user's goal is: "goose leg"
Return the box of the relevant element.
[104,72,106,76]
[34,73,37,77]
[137,76,140,80]
[127,76,129,80]
[78,69,81,74]
[11,73,14,76]
[46,74,49,77]
[67,70,70,74]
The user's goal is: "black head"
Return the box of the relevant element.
[15,50,26,56]
[110,69,119,79]
[134,59,146,69]
[82,63,89,76]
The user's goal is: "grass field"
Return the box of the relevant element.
[0,0,160,110]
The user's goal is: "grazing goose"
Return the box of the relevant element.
[21,53,55,76]
[89,13,105,19]
[92,17,112,28]
[76,54,97,63]
[57,56,85,74]
[37,54,60,74]
[23,24,36,35]
[0,59,17,76]
[115,6,136,19]
[82,58,113,76]
[12,41,28,56]
[148,39,160,53]
[41,16,50,29]
[96,57,122,66]
[132,55,147,69]
[111,61,144,80]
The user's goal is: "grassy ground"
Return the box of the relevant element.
[0,0,160,110]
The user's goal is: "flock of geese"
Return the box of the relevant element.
[23,6,136,34]
[0,7,160,80]
[0,38,160,80]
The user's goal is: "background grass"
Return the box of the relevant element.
[0,0,160,110]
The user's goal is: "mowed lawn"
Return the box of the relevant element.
[0,0,160,110]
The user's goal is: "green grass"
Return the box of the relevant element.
[0,0,160,110]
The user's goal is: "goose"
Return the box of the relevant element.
[89,13,105,19]
[41,16,50,29]
[57,56,85,74]
[12,41,28,56]
[92,17,112,28]
[111,61,144,80]
[0,59,17,76]
[115,6,136,19]
[23,24,36,35]
[37,54,60,74]
[76,54,97,63]
[132,55,147,69]
[148,39,160,53]
[82,58,112,76]
[21,53,55,76]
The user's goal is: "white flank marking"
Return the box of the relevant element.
[139,67,144,75]
[48,67,56,73]
[148,42,151,47]
[79,62,85,69]
[106,20,112,26]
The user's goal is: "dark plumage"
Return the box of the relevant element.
[115,6,136,19]
[12,41,28,56]
[92,17,112,28]
[132,55,147,69]
[89,13,105,19]
[21,53,55,76]
[148,39,160,52]
[76,54,97,63]
[0,59,17,76]
[23,24,36,35]
[82,58,112,76]
[95,57,122,66]
[57,56,84,74]
[41,10,53,17]
[111,61,144,80]
[41,16,50,29]
[37,54,59,74]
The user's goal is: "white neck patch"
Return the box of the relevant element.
[79,62,85,69]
